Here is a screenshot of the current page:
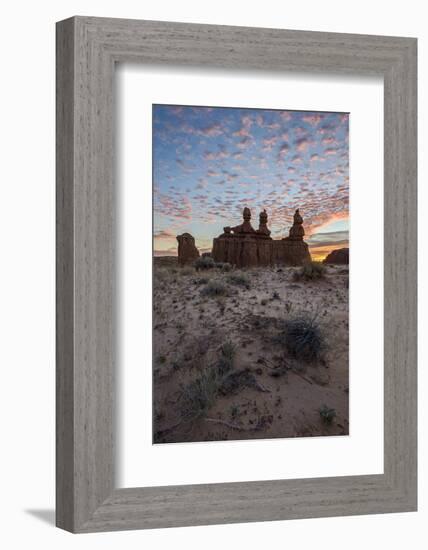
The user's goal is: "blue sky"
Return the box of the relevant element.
[153,104,349,260]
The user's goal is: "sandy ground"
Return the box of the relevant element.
[153,258,349,444]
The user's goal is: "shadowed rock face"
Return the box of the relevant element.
[257,209,271,237]
[230,206,256,235]
[212,208,311,267]
[286,209,305,241]
[273,239,311,266]
[323,248,349,265]
[176,233,200,265]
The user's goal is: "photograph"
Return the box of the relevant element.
[152,104,350,444]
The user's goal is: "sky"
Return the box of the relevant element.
[153,104,349,261]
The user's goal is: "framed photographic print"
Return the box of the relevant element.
[56,17,417,532]
[151,103,350,445]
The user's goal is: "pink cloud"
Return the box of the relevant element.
[233,115,253,137]
[277,142,290,160]
[302,114,324,126]
[154,229,175,239]
[236,137,251,149]
[182,122,224,137]
[255,114,280,129]
[294,127,308,137]
[176,158,195,172]
[321,136,337,146]
[295,137,312,152]
[279,111,292,122]
[207,169,220,177]
[203,150,229,160]
[201,124,223,136]
[262,136,278,151]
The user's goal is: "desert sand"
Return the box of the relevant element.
[153,258,349,444]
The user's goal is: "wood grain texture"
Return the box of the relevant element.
[56,16,417,533]
[56,18,75,531]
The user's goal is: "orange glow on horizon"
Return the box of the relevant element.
[309,243,349,262]
[154,243,349,261]
[305,211,349,236]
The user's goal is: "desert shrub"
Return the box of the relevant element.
[319,405,336,424]
[178,368,220,422]
[284,301,293,314]
[200,279,229,297]
[217,356,233,376]
[227,272,251,289]
[178,342,237,422]
[213,261,232,272]
[177,342,269,424]
[154,268,169,282]
[220,340,236,360]
[293,261,326,281]
[192,274,211,286]
[194,256,215,271]
[272,291,280,300]
[230,404,240,419]
[180,266,194,276]
[217,340,236,374]
[280,315,324,362]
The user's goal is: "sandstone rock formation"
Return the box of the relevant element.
[323,248,349,265]
[286,209,305,240]
[257,209,271,237]
[212,207,311,268]
[176,232,200,266]
[279,209,311,265]
[230,206,256,235]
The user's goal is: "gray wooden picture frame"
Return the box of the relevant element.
[56,16,417,533]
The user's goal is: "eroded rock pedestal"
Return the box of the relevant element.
[176,232,200,266]
[278,208,312,266]
[212,208,311,268]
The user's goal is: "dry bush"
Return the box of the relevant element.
[227,272,251,289]
[178,368,221,423]
[319,404,336,424]
[293,261,326,281]
[217,340,236,374]
[180,266,195,276]
[200,279,229,297]
[194,256,215,271]
[278,314,325,362]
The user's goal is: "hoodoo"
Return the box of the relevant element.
[176,232,200,265]
[212,207,311,268]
